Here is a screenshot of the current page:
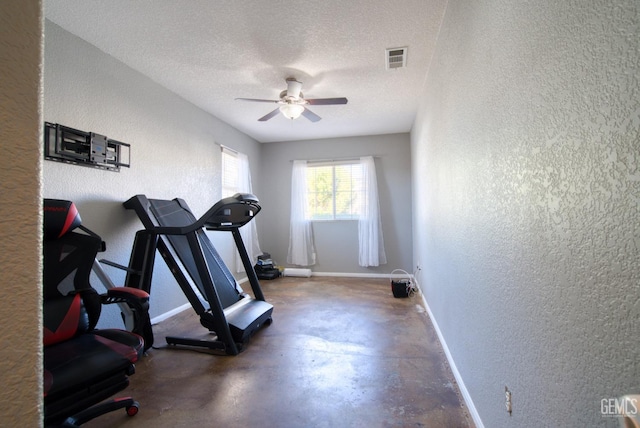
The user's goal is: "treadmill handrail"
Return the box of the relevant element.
[128,193,261,236]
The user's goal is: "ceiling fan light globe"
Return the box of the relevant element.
[279,104,305,120]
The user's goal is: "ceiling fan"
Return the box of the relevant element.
[235,78,348,122]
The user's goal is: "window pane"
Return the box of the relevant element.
[222,149,239,197]
[307,165,333,219]
[306,161,363,220]
[334,168,352,218]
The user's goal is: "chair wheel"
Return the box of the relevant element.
[126,402,140,417]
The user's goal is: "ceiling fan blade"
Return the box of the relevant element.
[305,97,348,105]
[302,107,322,122]
[286,78,303,99]
[258,108,281,122]
[236,97,279,103]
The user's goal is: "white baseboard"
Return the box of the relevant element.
[150,276,248,325]
[150,302,191,325]
[413,277,484,428]
[310,271,408,279]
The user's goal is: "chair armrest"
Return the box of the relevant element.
[102,287,149,308]
[106,286,149,300]
[101,287,154,351]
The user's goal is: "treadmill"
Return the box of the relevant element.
[123,193,273,355]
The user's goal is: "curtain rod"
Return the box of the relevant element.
[215,142,239,154]
[290,155,381,163]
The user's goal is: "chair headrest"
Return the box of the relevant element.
[43,199,82,240]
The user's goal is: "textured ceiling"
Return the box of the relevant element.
[45,0,447,143]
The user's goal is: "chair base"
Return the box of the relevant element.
[58,397,139,427]
[45,373,130,426]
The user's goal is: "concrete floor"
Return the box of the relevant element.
[86,276,473,428]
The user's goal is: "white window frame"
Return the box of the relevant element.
[305,160,364,221]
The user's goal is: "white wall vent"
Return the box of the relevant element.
[386,47,407,70]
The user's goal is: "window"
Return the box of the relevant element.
[221,147,239,198]
[289,156,385,266]
[306,161,364,220]
[220,146,263,268]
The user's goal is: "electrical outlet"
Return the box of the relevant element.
[505,386,512,415]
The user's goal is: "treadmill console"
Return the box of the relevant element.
[204,193,261,230]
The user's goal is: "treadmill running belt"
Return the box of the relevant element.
[148,199,241,309]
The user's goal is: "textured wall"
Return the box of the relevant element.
[0,0,43,425]
[260,134,413,275]
[43,21,262,324]
[412,0,639,426]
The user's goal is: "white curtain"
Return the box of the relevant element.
[236,152,262,271]
[358,156,387,267]
[287,160,316,266]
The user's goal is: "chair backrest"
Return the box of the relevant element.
[43,199,103,344]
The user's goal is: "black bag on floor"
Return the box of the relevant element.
[254,264,281,280]
[391,279,412,297]
[254,253,280,280]
[390,269,415,298]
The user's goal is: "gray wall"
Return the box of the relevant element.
[43,21,262,324]
[0,0,43,424]
[42,22,410,327]
[260,134,413,275]
[412,0,640,426]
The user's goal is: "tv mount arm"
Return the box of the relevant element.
[44,122,130,172]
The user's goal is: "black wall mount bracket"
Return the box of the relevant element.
[44,122,131,172]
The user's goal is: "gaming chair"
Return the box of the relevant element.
[43,199,148,427]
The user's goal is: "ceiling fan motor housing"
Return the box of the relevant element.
[279,90,305,103]
[285,78,303,100]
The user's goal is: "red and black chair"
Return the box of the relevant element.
[43,199,149,427]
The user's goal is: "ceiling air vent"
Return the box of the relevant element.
[386,47,407,70]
